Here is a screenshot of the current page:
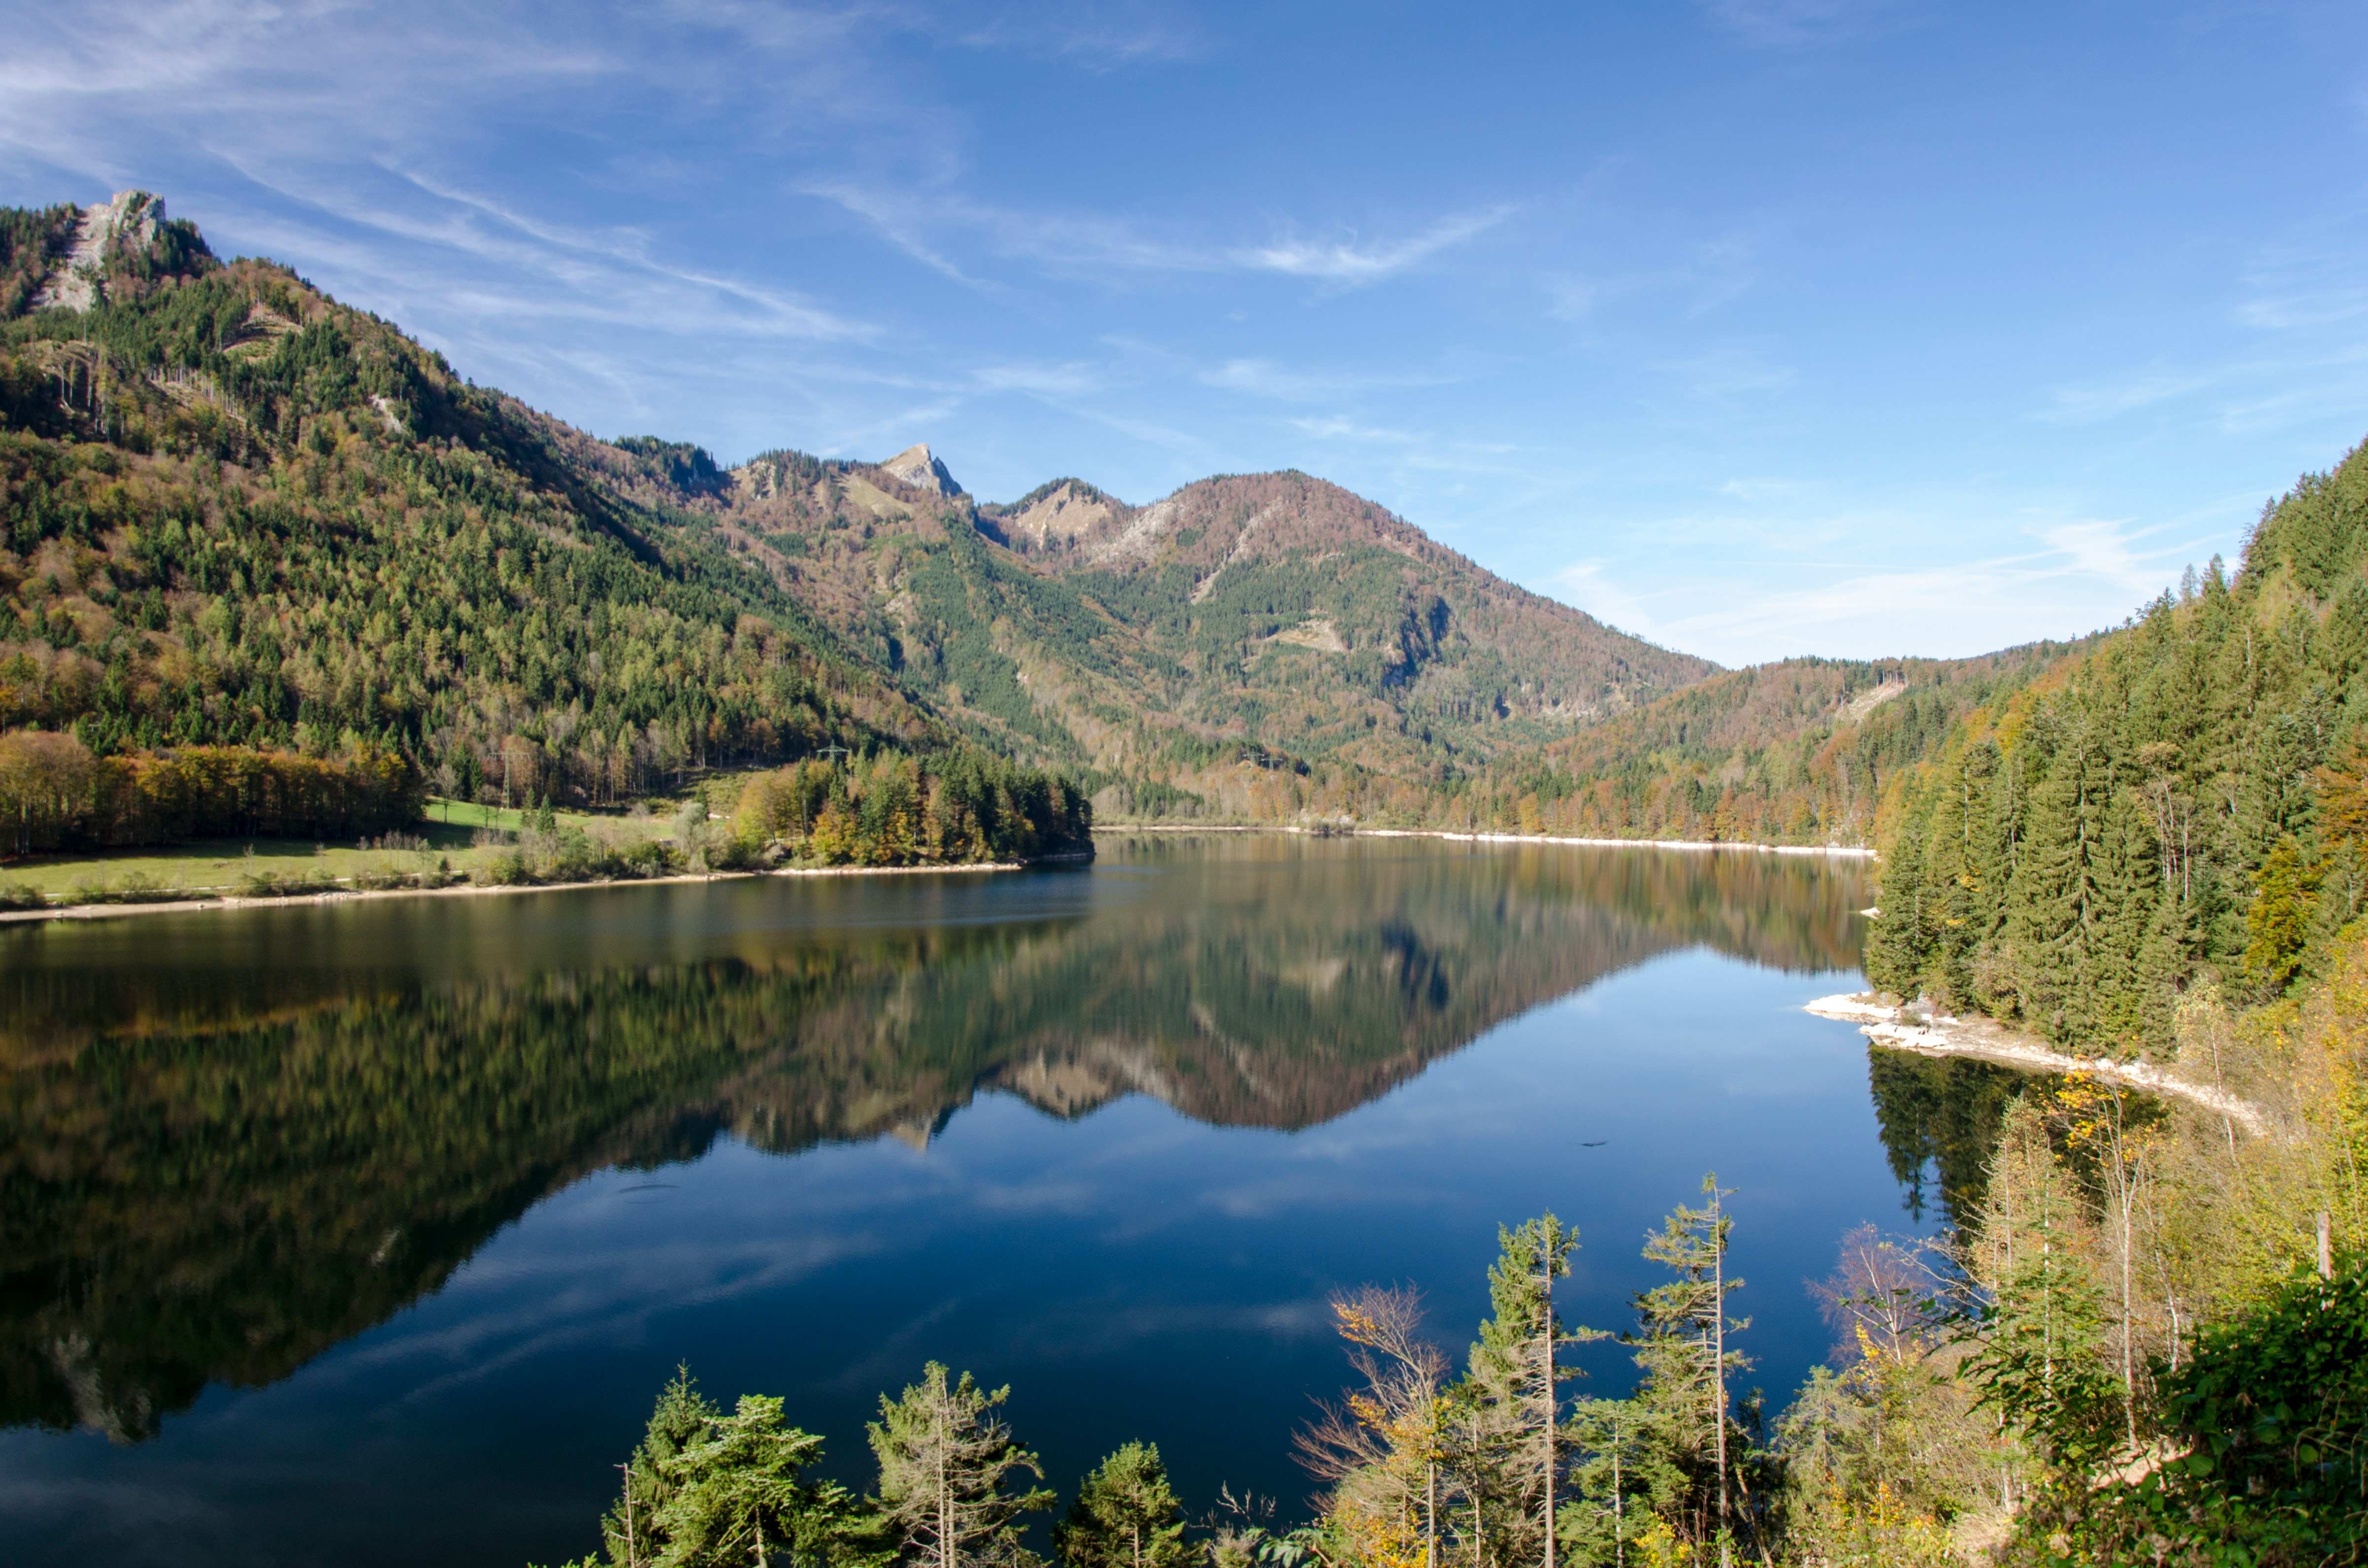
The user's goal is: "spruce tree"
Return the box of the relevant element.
[605,1365,723,1568]
[1625,1177,1749,1564]
[1055,1443,1189,1568]
[652,1394,854,1568]
[868,1362,1054,1568]
[1460,1215,1598,1568]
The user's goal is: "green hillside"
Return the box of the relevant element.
[1871,432,2368,1047]
[1453,643,2092,846]
[2,193,1734,852]
[0,193,1097,862]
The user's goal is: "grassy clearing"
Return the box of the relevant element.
[0,798,680,904]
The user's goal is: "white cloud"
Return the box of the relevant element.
[1698,0,1915,48]
[1290,415,1425,445]
[806,183,1515,290]
[1550,508,2219,663]
[1239,206,1516,283]
[2039,367,2214,424]
[942,0,1210,69]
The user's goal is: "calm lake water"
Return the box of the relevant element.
[0,834,2015,1567]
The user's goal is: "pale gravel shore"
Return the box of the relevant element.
[0,859,1040,926]
[1106,822,1876,857]
[0,821,1859,928]
[1804,992,2271,1137]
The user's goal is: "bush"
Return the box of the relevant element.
[0,882,47,910]
[233,868,340,899]
[2034,1258,2368,1562]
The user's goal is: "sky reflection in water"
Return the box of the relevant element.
[0,835,2000,1568]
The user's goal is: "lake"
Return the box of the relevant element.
[0,833,2017,1567]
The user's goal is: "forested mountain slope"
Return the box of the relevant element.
[2,192,1720,836]
[612,445,1718,783]
[0,194,963,816]
[1871,432,2368,1050]
[1456,642,2091,845]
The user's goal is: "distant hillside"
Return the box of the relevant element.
[0,193,963,814]
[608,442,1718,798]
[1461,644,2094,846]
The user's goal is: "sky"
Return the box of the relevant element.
[4,0,2367,667]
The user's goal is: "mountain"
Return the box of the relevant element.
[0,192,1723,827]
[878,441,964,497]
[612,445,1719,797]
[0,193,1003,805]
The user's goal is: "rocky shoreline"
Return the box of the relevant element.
[1804,992,2270,1136]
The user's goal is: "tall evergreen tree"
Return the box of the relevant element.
[1460,1215,1598,1568]
[1624,1177,1749,1565]
[868,1363,1054,1568]
[1055,1443,1190,1568]
[606,1365,724,1568]
[652,1394,855,1568]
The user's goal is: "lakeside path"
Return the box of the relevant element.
[1805,993,2271,1137]
[1,825,1864,927]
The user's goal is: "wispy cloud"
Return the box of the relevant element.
[1553,508,2214,662]
[943,0,1210,69]
[1653,343,1797,398]
[1698,0,1916,48]
[2038,366,2215,424]
[1238,206,1516,283]
[1542,228,1764,325]
[1290,415,1425,445]
[2238,233,2368,330]
[1200,357,1452,401]
[810,184,1515,289]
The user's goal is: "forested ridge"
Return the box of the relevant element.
[1,189,2087,862]
[1871,434,2368,1048]
[0,194,1091,868]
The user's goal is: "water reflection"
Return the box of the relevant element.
[1,836,1868,1444]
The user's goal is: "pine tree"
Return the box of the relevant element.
[606,1365,723,1568]
[1055,1443,1190,1568]
[1625,1177,1749,1564]
[652,1394,855,1568]
[1459,1215,1598,1568]
[868,1363,1054,1568]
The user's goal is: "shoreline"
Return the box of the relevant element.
[0,823,1865,927]
[1803,993,2270,1136]
[0,858,1039,926]
[1104,822,1875,857]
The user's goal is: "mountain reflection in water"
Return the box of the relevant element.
[2,835,1873,1447]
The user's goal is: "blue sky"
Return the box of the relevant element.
[5,0,2366,666]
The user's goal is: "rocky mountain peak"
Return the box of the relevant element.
[879,443,963,498]
[32,191,169,314]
